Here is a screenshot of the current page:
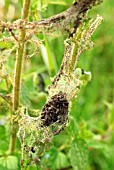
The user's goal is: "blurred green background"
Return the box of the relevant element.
[0,0,114,170]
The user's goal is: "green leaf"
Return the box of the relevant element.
[6,156,18,170]
[0,89,8,94]
[0,124,10,151]
[87,139,109,158]
[20,83,31,107]
[45,148,69,170]
[0,156,18,170]
[66,116,79,138]
[78,122,94,139]
[28,164,38,170]
[0,165,6,170]
[104,101,114,128]
[0,125,5,140]
[55,152,69,169]
[70,139,88,170]
[40,36,58,76]
[0,42,11,49]
[47,0,67,5]
[81,71,92,86]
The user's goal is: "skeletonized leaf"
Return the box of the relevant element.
[70,139,88,170]
[0,156,18,170]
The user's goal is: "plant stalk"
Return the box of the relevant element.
[9,0,31,154]
[69,43,79,72]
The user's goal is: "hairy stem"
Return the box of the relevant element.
[0,0,102,37]
[69,43,79,72]
[9,0,30,154]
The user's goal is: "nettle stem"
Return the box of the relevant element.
[9,0,30,154]
[69,43,79,72]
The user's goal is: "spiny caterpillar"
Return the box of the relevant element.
[41,91,69,127]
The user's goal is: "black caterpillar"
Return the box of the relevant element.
[41,91,69,127]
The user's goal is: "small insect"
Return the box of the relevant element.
[41,91,69,127]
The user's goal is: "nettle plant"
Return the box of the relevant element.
[0,0,103,169]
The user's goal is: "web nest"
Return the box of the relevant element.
[17,14,103,168]
[18,91,69,167]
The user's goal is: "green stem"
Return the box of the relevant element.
[9,0,31,154]
[69,43,79,72]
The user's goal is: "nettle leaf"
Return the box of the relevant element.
[0,156,18,170]
[70,139,88,170]
[104,101,114,128]
[0,125,8,151]
[0,41,11,49]
[20,83,31,107]
[46,148,69,170]
[47,0,67,5]
[0,125,6,140]
[66,116,79,138]
[40,36,57,76]
[55,152,69,169]
[87,139,109,158]
[27,164,39,170]
[0,165,6,170]
[78,122,94,140]
[0,89,8,94]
